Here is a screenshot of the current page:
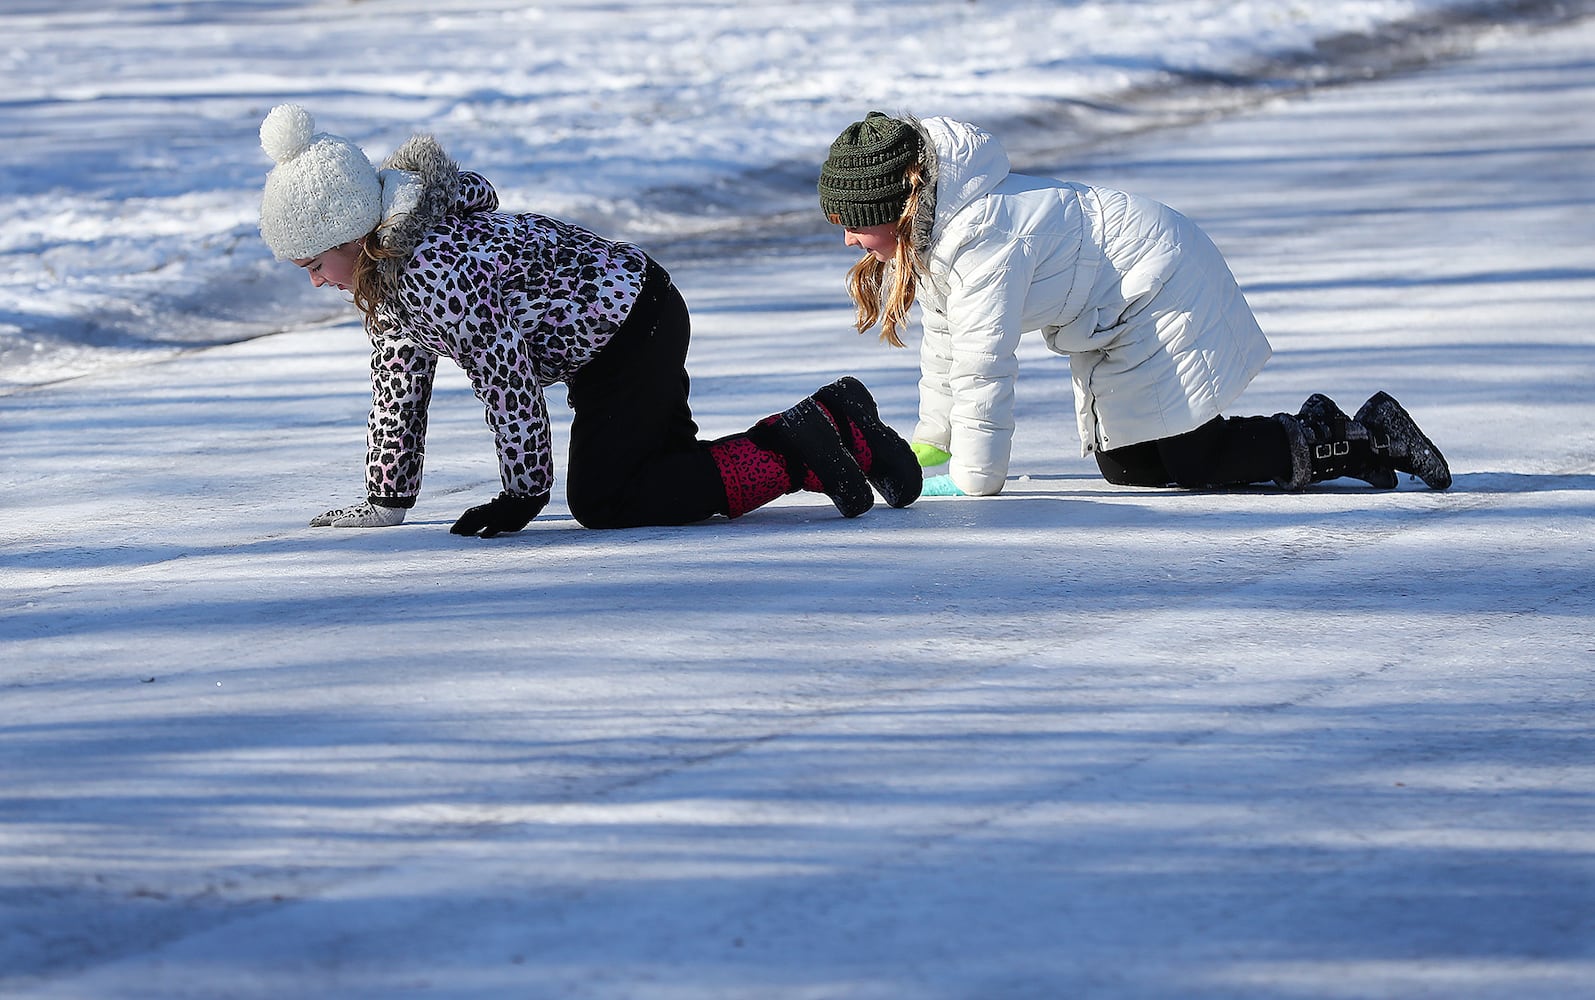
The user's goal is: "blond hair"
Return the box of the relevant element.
[844,162,926,349]
[348,226,407,329]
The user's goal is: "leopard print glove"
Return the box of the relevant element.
[309,501,407,528]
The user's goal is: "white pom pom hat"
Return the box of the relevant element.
[258,104,382,260]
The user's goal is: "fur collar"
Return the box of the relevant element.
[372,134,462,291]
[908,117,939,260]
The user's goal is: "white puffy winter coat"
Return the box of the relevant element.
[910,117,1273,495]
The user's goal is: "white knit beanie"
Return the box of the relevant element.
[258,104,382,260]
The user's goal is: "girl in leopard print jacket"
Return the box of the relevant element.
[256,105,920,535]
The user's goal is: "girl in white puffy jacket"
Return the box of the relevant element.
[817,112,1451,495]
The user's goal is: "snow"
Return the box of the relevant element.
[3,1,1595,997]
[0,0,1569,388]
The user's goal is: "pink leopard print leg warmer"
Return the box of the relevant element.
[708,432,795,518]
[709,405,872,519]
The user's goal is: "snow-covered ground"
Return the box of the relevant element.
[0,0,1581,389]
[4,2,1595,998]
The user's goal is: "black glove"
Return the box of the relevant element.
[449,491,548,537]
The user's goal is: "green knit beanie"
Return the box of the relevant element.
[818,111,920,227]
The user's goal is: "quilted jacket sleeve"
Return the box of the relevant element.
[936,236,1039,496]
[915,300,955,453]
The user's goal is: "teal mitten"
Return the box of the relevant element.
[911,441,952,467]
[920,474,966,496]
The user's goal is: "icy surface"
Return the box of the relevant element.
[2,4,1594,999]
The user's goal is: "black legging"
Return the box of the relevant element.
[563,260,728,527]
[1094,414,1290,488]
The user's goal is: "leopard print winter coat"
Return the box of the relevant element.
[360,134,649,508]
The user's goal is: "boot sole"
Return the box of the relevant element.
[814,377,922,508]
[1354,392,1452,490]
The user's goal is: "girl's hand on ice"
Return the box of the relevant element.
[920,474,966,496]
[449,491,548,537]
[309,501,407,528]
[911,441,952,467]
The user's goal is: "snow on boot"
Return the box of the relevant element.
[1296,393,1398,489]
[1354,391,1452,490]
[811,376,921,508]
[1272,412,1313,491]
[762,398,874,518]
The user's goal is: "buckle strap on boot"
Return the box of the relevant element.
[1297,393,1398,489]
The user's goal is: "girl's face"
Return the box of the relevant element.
[293,239,363,291]
[843,223,899,262]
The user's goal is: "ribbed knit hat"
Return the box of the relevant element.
[258,104,382,260]
[818,112,921,227]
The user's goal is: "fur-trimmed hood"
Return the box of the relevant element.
[908,116,1011,260]
[906,116,939,259]
[370,133,489,293]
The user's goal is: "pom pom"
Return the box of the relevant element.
[260,103,316,164]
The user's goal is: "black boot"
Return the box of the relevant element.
[812,377,922,508]
[753,397,874,518]
[1273,412,1313,491]
[1354,391,1452,490]
[1297,394,1398,489]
